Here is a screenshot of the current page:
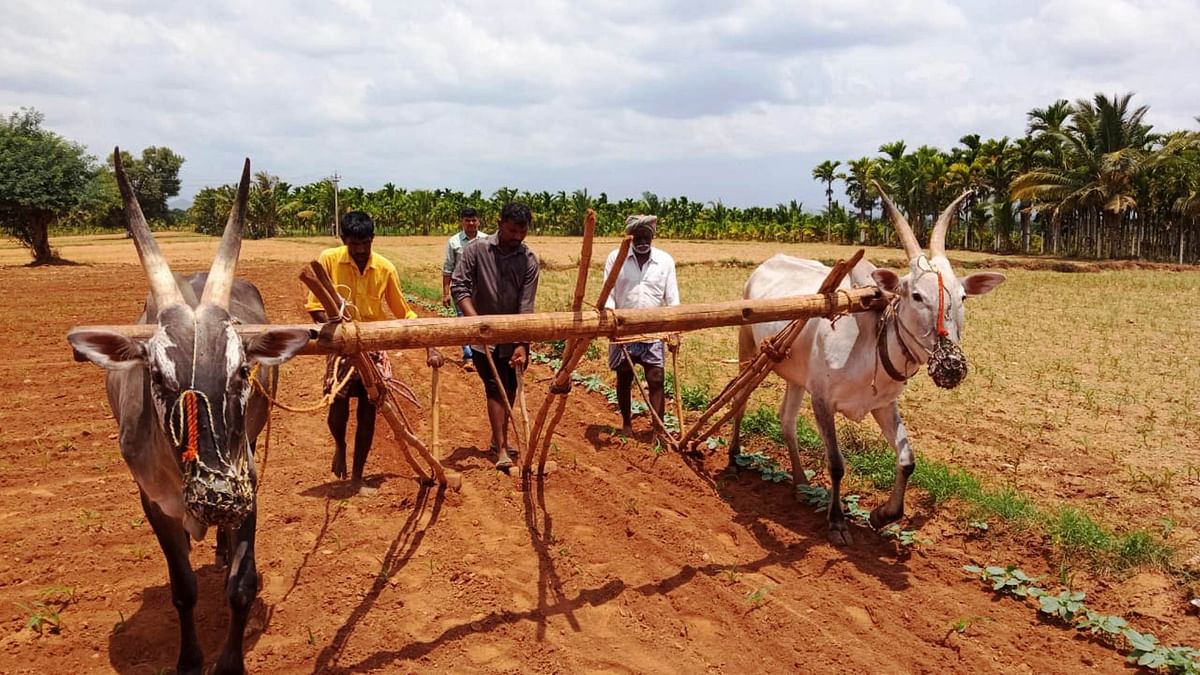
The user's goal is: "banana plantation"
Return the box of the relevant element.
[187,92,1199,263]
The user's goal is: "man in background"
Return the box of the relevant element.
[450,202,539,470]
[442,206,487,370]
[603,215,680,437]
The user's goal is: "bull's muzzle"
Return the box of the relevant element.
[183,461,254,526]
[928,335,968,389]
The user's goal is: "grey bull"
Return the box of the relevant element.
[730,181,1006,545]
[67,150,310,674]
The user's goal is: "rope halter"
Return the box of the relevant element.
[168,389,220,463]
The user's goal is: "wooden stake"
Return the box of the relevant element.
[671,344,684,431]
[430,365,441,460]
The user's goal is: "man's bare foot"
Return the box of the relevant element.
[331,447,348,480]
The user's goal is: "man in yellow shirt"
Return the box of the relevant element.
[306,211,443,492]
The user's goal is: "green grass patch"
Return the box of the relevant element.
[403,278,443,304]
[739,406,784,444]
[1047,507,1113,556]
[735,412,1175,574]
[974,486,1037,523]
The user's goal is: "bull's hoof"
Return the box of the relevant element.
[868,505,902,530]
[828,522,854,547]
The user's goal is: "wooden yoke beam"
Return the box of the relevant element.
[70,285,886,357]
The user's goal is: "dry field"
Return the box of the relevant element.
[0,232,1197,674]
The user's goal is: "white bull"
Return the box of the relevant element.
[729,182,1005,545]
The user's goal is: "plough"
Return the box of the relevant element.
[70,211,887,489]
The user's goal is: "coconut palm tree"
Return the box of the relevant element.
[811,160,841,240]
[1013,93,1157,257]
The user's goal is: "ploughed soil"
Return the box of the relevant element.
[0,248,1196,673]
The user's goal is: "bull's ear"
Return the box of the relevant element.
[68,329,145,370]
[962,272,1006,297]
[870,268,902,293]
[244,328,312,367]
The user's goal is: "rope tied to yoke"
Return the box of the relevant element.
[248,361,356,413]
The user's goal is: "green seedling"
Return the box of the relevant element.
[963,565,1040,598]
[1075,610,1127,639]
[745,584,775,608]
[950,615,992,634]
[1029,588,1086,621]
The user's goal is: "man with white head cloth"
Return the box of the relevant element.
[603,215,681,437]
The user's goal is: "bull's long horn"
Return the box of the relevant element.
[114,148,184,307]
[871,179,922,261]
[929,189,972,259]
[200,159,251,309]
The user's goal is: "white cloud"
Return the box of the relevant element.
[0,0,1194,207]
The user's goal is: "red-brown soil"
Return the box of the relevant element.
[0,255,1195,674]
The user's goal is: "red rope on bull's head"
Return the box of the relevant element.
[182,390,199,462]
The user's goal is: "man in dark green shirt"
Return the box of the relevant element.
[450,202,539,469]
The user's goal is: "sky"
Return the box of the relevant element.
[2,0,1197,210]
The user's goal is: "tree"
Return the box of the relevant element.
[249,171,282,239]
[105,146,185,224]
[842,157,878,242]
[1013,93,1157,258]
[0,108,102,263]
[812,160,841,241]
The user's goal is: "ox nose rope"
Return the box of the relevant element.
[168,389,221,463]
[166,325,225,464]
